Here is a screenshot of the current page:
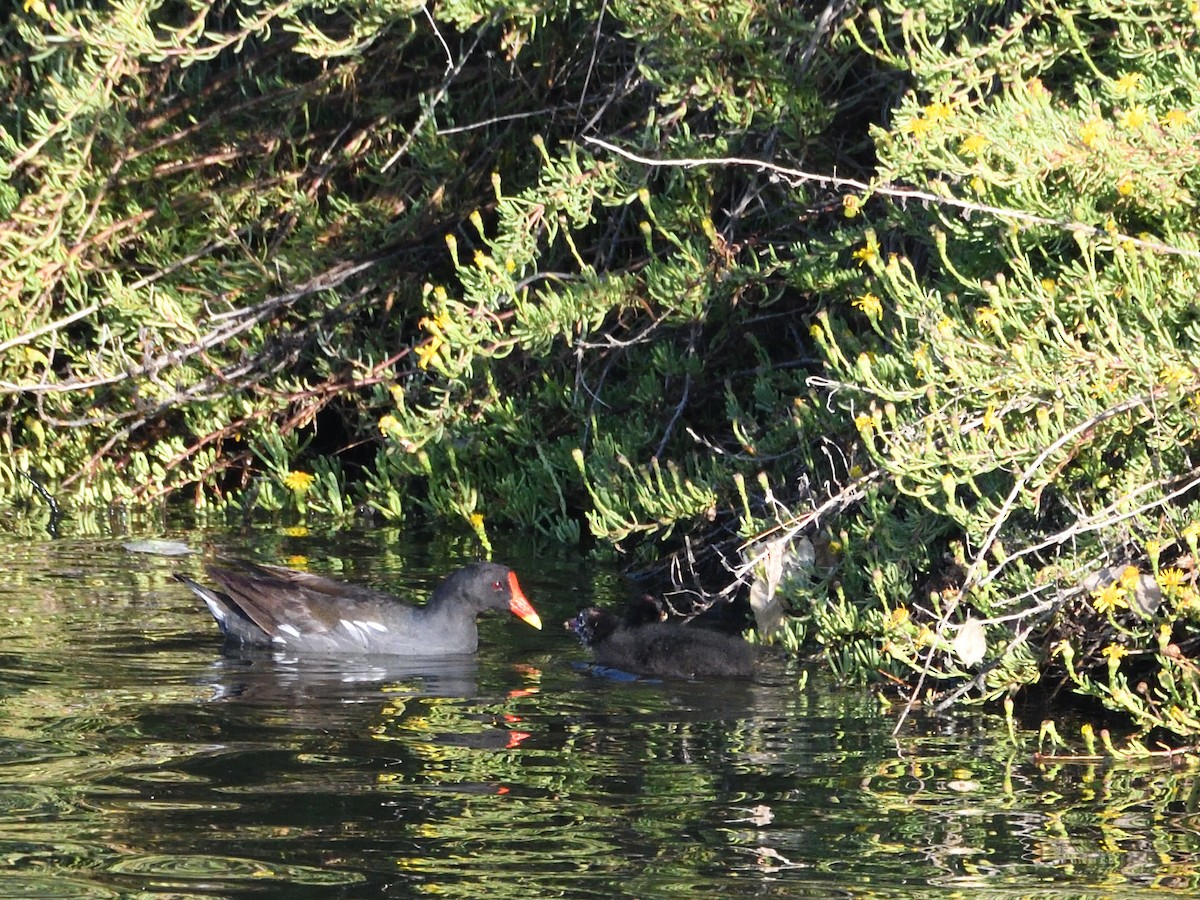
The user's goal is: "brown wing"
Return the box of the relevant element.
[206,560,407,638]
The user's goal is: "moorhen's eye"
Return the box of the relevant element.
[492,580,504,591]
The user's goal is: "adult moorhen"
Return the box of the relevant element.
[565,605,755,679]
[177,559,542,655]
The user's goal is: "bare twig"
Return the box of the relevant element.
[0,303,99,356]
[381,22,491,172]
[583,137,1200,260]
[0,259,378,397]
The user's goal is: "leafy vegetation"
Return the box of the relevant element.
[4,0,1200,745]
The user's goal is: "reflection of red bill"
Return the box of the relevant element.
[507,572,542,629]
[506,731,532,749]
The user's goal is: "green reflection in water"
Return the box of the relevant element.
[0,530,1197,896]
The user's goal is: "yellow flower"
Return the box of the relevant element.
[469,512,485,530]
[283,471,316,495]
[974,306,1000,331]
[1118,565,1141,591]
[1078,118,1104,148]
[378,414,400,435]
[924,101,954,122]
[854,413,874,433]
[851,240,879,266]
[1183,522,1200,550]
[415,313,452,370]
[1157,568,1187,591]
[913,344,930,378]
[1178,588,1200,612]
[1161,109,1188,128]
[422,312,451,334]
[415,337,445,370]
[843,195,862,218]
[1160,363,1191,388]
[886,607,911,629]
[935,317,954,337]
[982,404,999,433]
[1118,106,1150,129]
[1040,278,1057,295]
[852,292,883,320]
[1111,72,1143,97]
[23,0,50,19]
[959,134,989,156]
[1100,643,1129,661]
[1092,582,1127,615]
[969,175,985,195]
[1025,77,1049,98]
[1116,177,1134,197]
[905,115,934,137]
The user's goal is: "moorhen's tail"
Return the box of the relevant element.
[174,572,270,644]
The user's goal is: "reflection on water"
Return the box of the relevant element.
[0,528,1197,897]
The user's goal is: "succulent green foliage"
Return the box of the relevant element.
[788,0,1200,739]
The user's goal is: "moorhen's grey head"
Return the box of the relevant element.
[438,562,542,625]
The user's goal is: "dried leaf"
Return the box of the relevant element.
[953,617,987,668]
[746,536,812,638]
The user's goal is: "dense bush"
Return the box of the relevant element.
[3,0,1200,745]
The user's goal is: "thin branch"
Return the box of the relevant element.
[0,259,378,397]
[583,137,1200,260]
[381,22,491,172]
[0,303,99,356]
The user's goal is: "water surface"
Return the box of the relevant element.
[0,525,1197,897]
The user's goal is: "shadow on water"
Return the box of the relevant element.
[0,528,1198,897]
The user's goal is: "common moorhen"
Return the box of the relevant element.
[565,606,755,678]
[177,559,542,655]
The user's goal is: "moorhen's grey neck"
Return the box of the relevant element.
[565,606,755,678]
[177,560,542,655]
